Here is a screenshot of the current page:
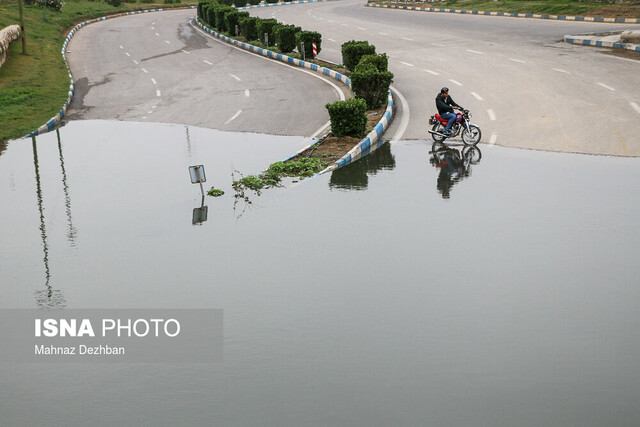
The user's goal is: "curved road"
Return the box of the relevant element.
[251,0,640,155]
[65,9,342,137]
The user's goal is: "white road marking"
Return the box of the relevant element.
[597,82,615,91]
[631,102,640,114]
[119,45,124,49]
[509,58,525,63]
[489,133,498,145]
[225,110,242,124]
[467,49,484,54]
[342,23,348,27]
[401,61,415,67]
[133,60,139,65]
[358,27,367,30]
[244,89,250,97]
[448,79,462,86]
[379,32,388,35]
[182,49,190,54]
[125,52,131,57]
[402,37,414,41]
[328,38,336,42]
[156,90,161,97]
[432,43,445,47]
[165,40,170,44]
[191,19,346,138]
[424,69,439,75]
[142,68,149,74]
[229,73,241,81]
[470,92,483,101]
[151,78,157,85]
[204,60,213,65]
[487,109,496,121]
[155,32,160,37]
[553,68,570,74]
[390,86,410,145]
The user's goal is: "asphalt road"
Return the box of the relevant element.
[65,9,343,137]
[251,0,640,155]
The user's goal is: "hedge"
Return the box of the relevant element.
[350,63,394,109]
[256,18,279,46]
[341,40,376,71]
[275,24,301,53]
[295,30,322,59]
[358,53,388,72]
[325,98,368,138]
[239,16,259,42]
[226,11,250,36]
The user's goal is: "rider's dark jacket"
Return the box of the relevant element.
[435,94,461,115]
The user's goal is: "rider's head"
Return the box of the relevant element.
[440,87,449,96]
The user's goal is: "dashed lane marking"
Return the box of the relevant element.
[156,90,161,97]
[151,78,157,85]
[471,92,483,101]
[553,68,570,74]
[402,37,414,41]
[467,49,484,54]
[432,43,445,47]
[487,109,496,121]
[225,110,242,124]
[142,68,149,74]
[489,133,497,145]
[597,82,615,91]
[182,49,190,54]
[245,89,250,97]
[424,69,439,75]
[448,79,462,86]
[631,102,640,115]
[204,60,213,65]
[509,58,525,63]
[401,62,415,67]
[229,73,241,82]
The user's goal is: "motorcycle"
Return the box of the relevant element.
[428,108,482,146]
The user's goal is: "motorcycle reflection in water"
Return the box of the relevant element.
[429,142,482,199]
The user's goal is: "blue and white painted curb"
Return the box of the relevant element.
[25,7,196,138]
[564,34,640,52]
[196,13,395,172]
[365,2,640,24]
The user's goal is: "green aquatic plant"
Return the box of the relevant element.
[207,187,225,197]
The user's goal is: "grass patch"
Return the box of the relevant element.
[0,0,197,142]
[371,0,640,18]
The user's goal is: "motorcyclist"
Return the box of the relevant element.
[435,87,462,136]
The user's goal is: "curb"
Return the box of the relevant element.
[364,2,640,24]
[564,34,640,52]
[25,6,196,138]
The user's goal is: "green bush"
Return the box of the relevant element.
[239,16,259,41]
[217,0,234,5]
[358,53,388,72]
[341,40,376,71]
[215,5,236,32]
[266,0,279,3]
[274,24,301,53]
[232,0,246,7]
[247,0,261,5]
[295,30,322,59]
[325,98,368,138]
[350,63,394,109]
[256,18,279,46]
[226,11,250,37]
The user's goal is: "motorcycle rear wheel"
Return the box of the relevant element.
[461,125,481,146]
[431,123,446,142]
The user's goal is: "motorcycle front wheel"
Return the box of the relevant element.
[431,123,446,142]
[461,125,481,146]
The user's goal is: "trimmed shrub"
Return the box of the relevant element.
[226,11,250,37]
[295,30,322,59]
[232,0,246,7]
[358,53,388,72]
[266,0,279,3]
[274,24,300,54]
[239,16,259,42]
[341,40,376,71]
[207,3,220,28]
[256,18,279,46]
[215,5,236,32]
[217,0,234,5]
[247,0,261,5]
[350,63,394,109]
[325,98,368,138]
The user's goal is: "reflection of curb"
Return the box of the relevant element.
[365,3,640,24]
[25,7,195,138]
[564,34,640,52]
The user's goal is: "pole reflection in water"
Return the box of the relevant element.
[329,142,396,190]
[429,142,482,199]
[31,135,67,309]
[0,139,7,157]
[57,128,78,247]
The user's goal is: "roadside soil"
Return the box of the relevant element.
[292,106,388,163]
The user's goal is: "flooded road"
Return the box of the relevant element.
[1,121,640,426]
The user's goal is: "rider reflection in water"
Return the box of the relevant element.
[430,144,481,199]
[435,87,462,136]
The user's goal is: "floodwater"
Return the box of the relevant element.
[1,120,640,426]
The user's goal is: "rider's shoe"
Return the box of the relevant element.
[443,129,452,136]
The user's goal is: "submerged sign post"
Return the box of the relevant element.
[189,165,206,197]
